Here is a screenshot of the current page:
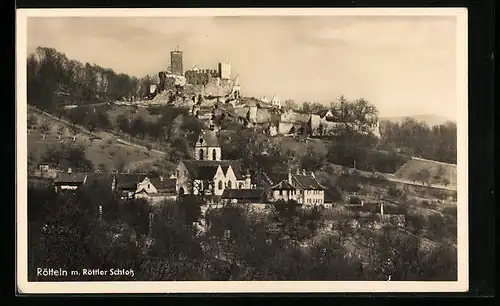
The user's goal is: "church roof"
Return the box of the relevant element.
[180,160,245,180]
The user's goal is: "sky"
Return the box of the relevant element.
[27,15,458,120]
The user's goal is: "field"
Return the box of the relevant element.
[395,157,457,187]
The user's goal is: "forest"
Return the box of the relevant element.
[28,183,457,281]
[27,46,156,112]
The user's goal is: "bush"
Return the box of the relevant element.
[387,185,405,199]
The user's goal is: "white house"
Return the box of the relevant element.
[268,169,326,205]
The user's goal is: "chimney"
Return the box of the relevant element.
[67,168,72,174]
[288,170,292,184]
[160,176,164,182]
[295,168,300,175]
[302,169,306,175]
[380,203,384,216]
[310,171,316,179]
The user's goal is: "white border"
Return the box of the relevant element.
[16,8,468,294]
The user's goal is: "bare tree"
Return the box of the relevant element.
[39,119,51,139]
[57,126,66,140]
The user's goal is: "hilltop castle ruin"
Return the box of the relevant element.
[157,49,241,99]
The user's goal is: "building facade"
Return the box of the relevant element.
[268,169,326,205]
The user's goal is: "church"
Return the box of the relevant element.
[175,130,253,197]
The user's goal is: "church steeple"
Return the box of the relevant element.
[194,130,221,161]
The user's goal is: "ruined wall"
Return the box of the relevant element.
[278,122,294,134]
[185,69,219,86]
[203,78,235,97]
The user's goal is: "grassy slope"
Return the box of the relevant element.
[27,110,168,173]
[394,158,457,187]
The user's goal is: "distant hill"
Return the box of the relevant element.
[380,115,455,127]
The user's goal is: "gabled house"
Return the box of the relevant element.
[267,169,326,205]
[135,176,177,203]
[53,169,87,193]
[115,173,147,199]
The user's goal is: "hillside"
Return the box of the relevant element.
[26,109,174,174]
[394,157,457,187]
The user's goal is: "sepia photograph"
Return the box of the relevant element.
[16,8,468,293]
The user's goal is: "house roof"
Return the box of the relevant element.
[54,173,87,184]
[221,188,266,200]
[271,180,296,190]
[136,189,176,196]
[293,174,326,190]
[85,173,114,186]
[115,173,147,189]
[181,160,245,180]
[263,171,325,190]
[150,178,176,192]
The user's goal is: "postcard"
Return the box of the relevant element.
[16,7,468,294]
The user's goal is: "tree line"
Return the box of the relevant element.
[28,182,457,281]
[27,46,156,112]
[379,118,457,164]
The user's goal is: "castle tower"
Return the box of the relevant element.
[218,62,231,80]
[170,50,183,76]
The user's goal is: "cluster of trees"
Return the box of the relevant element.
[379,118,457,164]
[65,105,112,132]
[27,46,156,112]
[28,183,457,281]
[218,127,292,184]
[39,142,94,172]
[115,106,203,162]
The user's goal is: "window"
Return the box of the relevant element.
[199,149,204,160]
[218,180,223,190]
[228,181,232,188]
[279,190,282,195]
[199,138,203,145]
[212,149,217,160]
[148,184,150,189]
[239,182,243,188]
